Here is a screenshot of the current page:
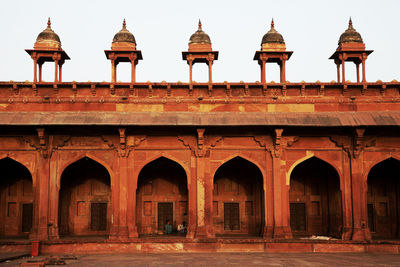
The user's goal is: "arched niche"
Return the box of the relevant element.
[136,157,188,236]
[213,156,264,236]
[289,157,342,238]
[0,157,33,238]
[367,158,400,239]
[58,157,111,237]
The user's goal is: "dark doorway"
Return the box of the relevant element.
[367,158,400,239]
[91,203,107,231]
[136,157,188,236]
[58,157,111,237]
[21,203,33,233]
[289,157,342,238]
[224,203,240,230]
[0,158,33,238]
[213,157,264,236]
[290,203,306,231]
[158,202,173,231]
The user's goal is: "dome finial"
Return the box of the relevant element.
[198,19,202,30]
[123,18,126,29]
[271,18,275,29]
[47,17,51,28]
[348,17,354,29]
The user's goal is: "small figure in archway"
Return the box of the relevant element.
[178,221,187,235]
[165,219,172,235]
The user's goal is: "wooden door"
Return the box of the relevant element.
[290,203,306,231]
[90,203,107,231]
[224,203,240,230]
[158,202,173,230]
[21,203,33,233]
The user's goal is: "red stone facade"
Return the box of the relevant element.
[1,18,400,254]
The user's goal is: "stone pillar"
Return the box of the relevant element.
[54,59,59,83]
[38,63,43,83]
[111,59,116,83]
[189,59,193,83]
[33,57,38,83]
[356,63,360,83]
[350,129,370,241]
[341,58,346,83]
[280,59,286,83]
[272,129,292,239]
[362,57,366,83]
[194,151,210,238]
[260,58,266,84]
[32,154,50,240]
[336,62,340,83]
[127,149,138,238]
[130,54,137,83]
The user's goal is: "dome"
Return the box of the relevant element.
[112,19,136,44]
[338,18,363,45]
[261,19,285,45]
[34,18,61,50]
[189,20,211,44]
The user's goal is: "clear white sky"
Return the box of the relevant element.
[0,0,399,83]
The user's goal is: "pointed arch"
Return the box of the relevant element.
[365,156,400,239]
[58,155,112,237]
[136,154,190,186]
[58,153,114,189]
[0,156,34,237]
[136,155,189,236]
[212,155,265,236]
[289,155,342,238]
[212,154,266,184]
[286,153,342,189]
[363,155,400,184]
[0,154,35,184]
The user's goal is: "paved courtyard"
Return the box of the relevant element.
[2,253,400,267]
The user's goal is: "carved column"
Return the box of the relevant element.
[271,129,292,239]
[351,128,370,241]
[31,129,50,240]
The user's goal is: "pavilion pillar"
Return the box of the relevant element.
[188,59,193,83]
[356,63,360,83]
[111,59,116,83]
[207,54,214,83]
[33,58,38,83]
[336,63,340,83]
[362,58,366,83]
[38,63,43,82]
[260,59,266,83]
[280,59,286,83]
[341,58,346,83]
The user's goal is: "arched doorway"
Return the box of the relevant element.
[136,157,188,236]
[0,158,33,238]
[213,157,264,236]
[58,157,111,237]
[289,157,342,238]
[367,158,400,239]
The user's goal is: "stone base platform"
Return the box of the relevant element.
[1,238,400,254]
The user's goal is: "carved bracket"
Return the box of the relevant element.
[36,128,48,158]
[178,129,222,158]
[118,128,127,157]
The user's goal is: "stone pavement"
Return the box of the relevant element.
[1,253,400,267]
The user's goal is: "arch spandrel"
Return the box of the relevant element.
[0,154,35,185]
